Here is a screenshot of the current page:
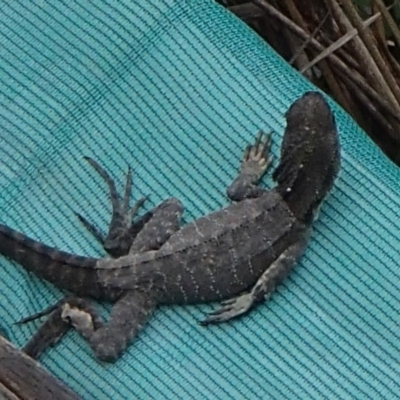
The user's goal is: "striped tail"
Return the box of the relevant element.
[0,223,103,298]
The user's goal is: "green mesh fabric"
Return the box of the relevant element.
[1,1,400,399]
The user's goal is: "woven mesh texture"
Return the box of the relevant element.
[1,1,400,399]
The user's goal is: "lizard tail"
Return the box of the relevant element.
[0,223,100,295]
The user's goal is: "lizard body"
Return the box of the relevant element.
[0,91,340,361]
[96,192,304,305]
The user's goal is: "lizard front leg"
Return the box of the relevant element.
[227,131,273,202]
[200,230,310,325]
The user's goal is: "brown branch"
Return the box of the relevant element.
[290,11,331,66]
[340,0,400,106]
[251,0,400,124]
[327,0,396,103]
[0,335,81,400]
[373,0,400,50]
[300,10,385,74]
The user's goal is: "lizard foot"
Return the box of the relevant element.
[199,292,254,326]
[241,131,273,180]
[60,302,101,333]
[18,296,99,359]
[22,306,70,359]
[77,157,150,257]
[227,131,274,201]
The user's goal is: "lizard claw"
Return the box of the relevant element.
[199,292,254,326]
[16,297,70,325]
[74,212,105,245]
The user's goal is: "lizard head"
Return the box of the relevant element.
[272,91,341,224]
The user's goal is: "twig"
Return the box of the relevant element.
[284,0,353,113]
[327,0,396,104]
[290,11,331,65]
[251,0,400,123]
[373,0,400,50]
[301,10,385,73]
[340,0,400,106]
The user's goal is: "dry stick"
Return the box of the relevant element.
[317,33,362,71]
[301,11,385,73]
[345,75,396,137]
[373,0,400,49]
[282,0,351,110]
[311,12,393,129]
[286,0,360,112]
[324,0,392,77]
[370,1,400,80]
[251,0,400,124]
[318,57,355,118]
[317,39,364,122]
[340,0,400,106]
[325,40,360,70]
[371,2,387,44]
[283,0,307,28]
[344,75,400,164]
[290,11,331,65]
[0,336,81,400]
[288,1,354,113]
[327,0,398,106]
[374,33,400,81]
[280,0,314,76]
[336,39,400,108]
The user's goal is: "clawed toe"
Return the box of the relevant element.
[199,293,254,326]
[16,298,69,325]
[242,131,272,177]
[75,212,105,245]
[241,131,273,177]
[78,158,148,257]
[244,131,272,161]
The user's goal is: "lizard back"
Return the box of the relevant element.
[97,191,305,304]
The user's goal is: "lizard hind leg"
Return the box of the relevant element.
[76,157,151,257]
[22,301,80,359]
[21,294,156,362]
[128,197,184,254]
[227,131,273,202]
[61,292,157,362]
[19,297,102,360]
[19,198,183,360]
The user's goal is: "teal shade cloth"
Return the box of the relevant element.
[1,1,400,399]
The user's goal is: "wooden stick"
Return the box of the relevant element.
[341,0,400,106]
[0,335,81,400]
[252,0,400,123]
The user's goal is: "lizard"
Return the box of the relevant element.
[0,91,340,362]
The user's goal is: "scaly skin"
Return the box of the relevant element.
[0,91,340,362]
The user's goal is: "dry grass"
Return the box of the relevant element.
[225,0,400,165]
